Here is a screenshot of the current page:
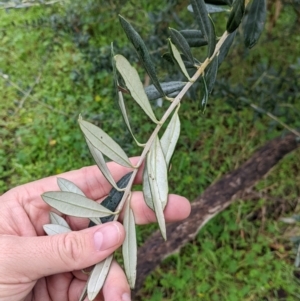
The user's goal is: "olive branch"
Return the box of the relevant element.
[40,0,267,300]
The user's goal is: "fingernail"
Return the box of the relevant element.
[122,292,131,301]
[93,223,121,251]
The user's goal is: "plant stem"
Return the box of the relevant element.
[115,30,230,216]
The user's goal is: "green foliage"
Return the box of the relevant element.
[0,0,300,300]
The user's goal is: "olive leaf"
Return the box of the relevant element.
[207,16,216,57]
[99,172,133,223]
[226,0,245,33]
[122,196,137,288]
[190,0,211,41]
[142,161,154,210]
[85,139,121,191]
[160,110,181,167]
[169,27,194,65]
[118,15,164,97]
[244,0,266,49]
[218,30,236,66]
[117,91,145,146]
[180,29,208,48]
[114,54,159,124]
[168,39,192,81]
[145,81,186,101]
[78,117,133,168]
[42,191,116,218]
[146,136,168,240]
[201,76,209,112]
[87,255,114,301]
[49,212,71,229]
[43,224,72,235]
[205,55,218,94]
[57,177,85,196]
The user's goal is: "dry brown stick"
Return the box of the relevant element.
[134,133,300,296]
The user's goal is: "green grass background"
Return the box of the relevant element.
[0,1,300,300]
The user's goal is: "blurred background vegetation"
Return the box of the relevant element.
[0,0,300,300]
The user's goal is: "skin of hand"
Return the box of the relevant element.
[0,158,191,301]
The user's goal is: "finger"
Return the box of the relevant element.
[119,192,191,224]
[0,222,124,281]
[3,157,143,205]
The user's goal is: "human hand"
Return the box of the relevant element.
[0,158,190,301]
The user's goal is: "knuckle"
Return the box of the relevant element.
[58,232,84,267]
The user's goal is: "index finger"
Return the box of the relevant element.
[4,157,143,204]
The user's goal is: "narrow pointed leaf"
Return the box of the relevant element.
[114,55,159,124]
[168,39,191,81]
[122,197,137,288]
[201,76,209,112]
[226,0,245,33]
[147,137,168,240]
[218,30,236,66]
[43,224,72,235]
[118,15,164,97]
[188,4,229,13]
[85,139,121,191]
[160,111,181,166]
[169,28,194,65]
[87,255,114,300]
[89,217,101,226]
[49,212,71,229]
[42,191,115,218]
[205,55,218,94]
[79,118,132,168]
[57,177,85,196]
[145,81,186,101]
[100,172,133,223]
[207,16,216,57]
[180,29,208,47]
[190,0,211,41]
[142,161,154,210]
[117,91,144,146]
[244,0,266,49]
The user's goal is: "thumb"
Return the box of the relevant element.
[0,221,124,281]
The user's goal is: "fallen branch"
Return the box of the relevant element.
[134,133,300,295]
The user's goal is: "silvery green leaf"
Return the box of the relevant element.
[205,55,218,94]
[147,136,168,240]
[114,54,159,124]
[169,28,194,65]
[168,39,191,81]
[218,30,236,66]
[49,212,71,229]
[188,4,228,13]
[160,110,181,166]
[85,139,121,191]
[78,117,133,168]
[118,91,145,146]
[201,76,209,112]
[57,177,85,196]
[145,81,186,101]
[42,191,115,218]
[190,0,211,41]
[243,0,266,49]
[122,197,137,288]
[142,161,154,210]
[226,0,245,33]
[43,224,72,235]
[89,217,101,225]
[118,15,164,98]
[87,255,113,300]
